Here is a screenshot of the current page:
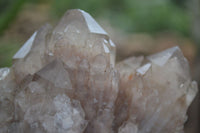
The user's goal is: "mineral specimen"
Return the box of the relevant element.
[0,9,198,133]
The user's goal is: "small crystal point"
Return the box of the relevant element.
[147,46,186,67]
[12,24,52,83]
[13,31,37,59]
[116,56,144,79]
[136,63,151,76]
[0,67,10,80]
[36,59,72,89]
[147,46,179,66]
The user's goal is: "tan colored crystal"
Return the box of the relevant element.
[116,46,198,133]
[47,9,116,67]
[0,9,197,133]
[13,24,52,83]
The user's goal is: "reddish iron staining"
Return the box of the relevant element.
[128,74,133,80]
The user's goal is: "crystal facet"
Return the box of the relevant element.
[0,9,197,133]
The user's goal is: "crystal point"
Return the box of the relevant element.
[136,63,151,76]
[54,9,107,35]
[48,9,115,68]
[80,9,108,35]
[36,59,72,89]
[0,9,197,133]
[13,32,37,59]
[147,46,181,66]
[13,24,53,83]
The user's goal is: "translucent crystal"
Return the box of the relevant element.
[136,63,151,76]
[0,9,198,133]
[115,46,198,133]
[0,68,16,132]
[13,24,52,83]
[13,32,37,59]
[147,46,191,80]
[36,59,72,89]
[47,9,116,67]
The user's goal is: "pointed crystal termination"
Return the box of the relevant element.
[13,32,37,59]
[12,24,52,83]
[115,46,198,133]
[147,46,191,80]
[48,9,116,67]
[0,9,198,133]
[54,9,107,35]
[36,59,72,89]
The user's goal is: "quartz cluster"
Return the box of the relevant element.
[0,9,198,133]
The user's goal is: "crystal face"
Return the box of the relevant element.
[0,9,198,133]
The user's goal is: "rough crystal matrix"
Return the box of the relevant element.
[0,9,198,133]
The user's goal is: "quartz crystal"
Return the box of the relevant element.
[0,9,198,133]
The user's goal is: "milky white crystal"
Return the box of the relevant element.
[0,9,198,133]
